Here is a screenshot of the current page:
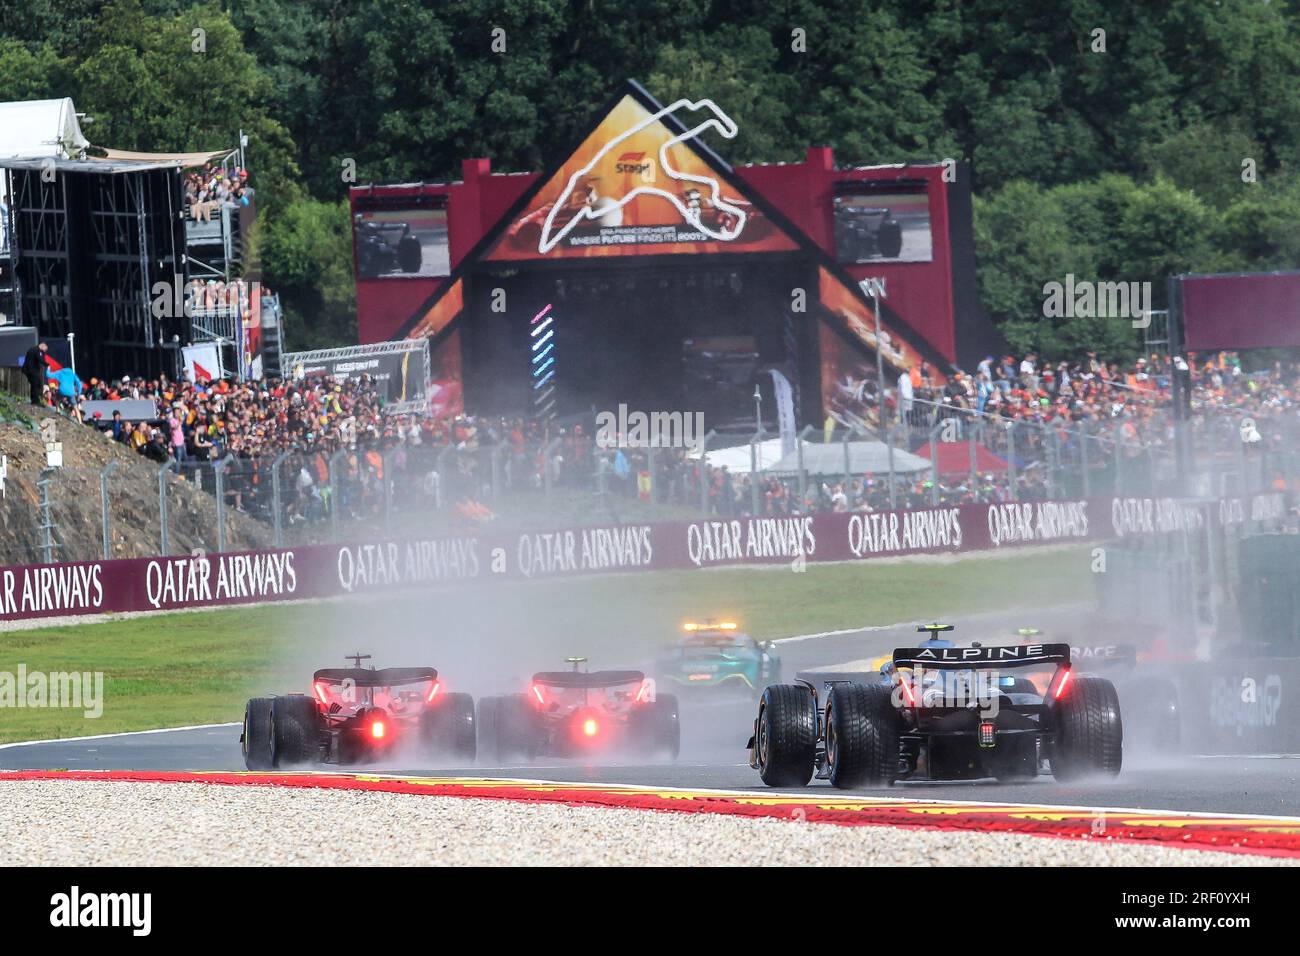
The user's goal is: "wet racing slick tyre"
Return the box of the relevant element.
[631,693,680,760]
[242,697,274,770]
[1050,676,1123,781]
[877,218,903,258]
[422,692,477,761]
[479,695,535,762]
[825,683,900,788]
[270,695,322,767]
[397,235,422,273]
[754,684,817,787]
[476,696,502,762]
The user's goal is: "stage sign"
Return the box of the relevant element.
[487,95,797,260]
[284,340,433,415]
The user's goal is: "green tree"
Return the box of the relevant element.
[259,197,356,351]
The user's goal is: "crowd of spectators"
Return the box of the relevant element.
[184,163,254,222]
[18,345,1300,528]
[185,278,256,317]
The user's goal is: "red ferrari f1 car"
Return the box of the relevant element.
[477,658,679,761]
[242,653,476,768]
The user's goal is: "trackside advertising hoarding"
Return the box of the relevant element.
[0,493,1282,623]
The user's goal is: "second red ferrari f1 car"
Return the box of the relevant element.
[242,653,476,769]
[478,658,679,761]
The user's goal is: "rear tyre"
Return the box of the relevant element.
[476,696,501,763]
[242,697,274,770]
[877,219,903,258]
[754,684,817,787]
[270,695,321,767]
[631,693,680,760]
[480,695,536,762]
[397,235,422,273]
[825,683,900,788]
[422,692,477,761]
[1050,676,1123,781]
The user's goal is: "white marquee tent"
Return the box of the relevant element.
[0,97,90,160]
[0,97,91,208]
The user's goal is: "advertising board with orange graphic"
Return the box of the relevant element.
[819,266,943,380]
[428,328,463,419]
[818,265,945,429]
[407,277,464,341]
[487,95,797,260]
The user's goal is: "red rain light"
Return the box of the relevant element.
[582,718,599,737]
[1052,668,1073,700]
[531,685,545,705]
[371,719,386,740]
[635,680,652,702]
[426,681,441,703]
[313,681,331,706]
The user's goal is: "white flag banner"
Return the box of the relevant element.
[183,342,222,383]
[769,368,797,457]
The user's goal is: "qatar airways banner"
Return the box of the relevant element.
[0,493,1284,622]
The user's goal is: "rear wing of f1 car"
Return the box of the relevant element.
[891,643,1072,670]
[313,666,438,686]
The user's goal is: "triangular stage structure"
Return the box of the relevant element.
[397,80,953,424]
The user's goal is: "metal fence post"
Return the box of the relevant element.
[750,428,766,515]
[158,460,176,555]
[213,457,231,553]
[100,460,119,560]
[885,423,898,510]
[329,448,348,541]
[929,421,943,506]
[490,441,504,501]
[647,443,658,506]
[1234,417,1248,495]
[1048,423,1062,499]
[698,429,716,516]
[542,437,563,498]
[968,422,978,493]
[796,424,814,510]
[1114,431,1124,497]
[436,444,456,508]
[841,428,852,489]
[1006,421,1018,501]
[271,450,291,547]
[382,449,395,538]
[1080,421,1091,498]
[37,468,54,564]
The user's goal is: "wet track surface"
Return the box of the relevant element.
[4,610,1299,818]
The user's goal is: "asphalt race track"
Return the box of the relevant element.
[4,611,1299,818]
